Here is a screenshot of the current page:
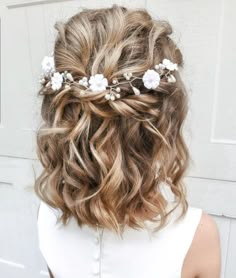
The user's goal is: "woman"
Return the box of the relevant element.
[35,4,221,278]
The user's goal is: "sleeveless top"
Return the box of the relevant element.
[37,200,202,278]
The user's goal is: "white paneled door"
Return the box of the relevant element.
[0,0,235,277]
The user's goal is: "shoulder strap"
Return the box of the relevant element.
[146,202,203,276]
[175,205,203,275]
[37,201,61,247]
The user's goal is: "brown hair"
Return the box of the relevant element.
[35,4,189,237]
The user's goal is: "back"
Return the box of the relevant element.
[37,201,202,278]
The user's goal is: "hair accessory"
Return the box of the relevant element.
[39,56,178,101]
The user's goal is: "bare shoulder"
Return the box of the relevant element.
[182,212,221,278]
[195,212,221,277]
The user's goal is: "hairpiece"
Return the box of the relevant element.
[39,55,178,101]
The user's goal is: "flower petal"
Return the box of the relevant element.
[142,69,160,89]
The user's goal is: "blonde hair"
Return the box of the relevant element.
[35,4,189,237]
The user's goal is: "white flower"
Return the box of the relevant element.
[162,59,178,71]
[88,74,108,92]
[158,63,166,70]
[41,56,55,77]
[51,72,63,91]
[79,77,88,87]
[142,69,160,89]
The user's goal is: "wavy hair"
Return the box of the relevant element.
[34,4,189,237]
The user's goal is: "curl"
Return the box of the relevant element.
[35,4,189,237]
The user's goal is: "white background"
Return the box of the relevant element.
[0,0,235,277]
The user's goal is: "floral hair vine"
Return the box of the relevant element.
[39,55,178,101]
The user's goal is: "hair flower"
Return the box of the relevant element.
[162,58,178,71]
[41,56,55,77]
[39,54,178,101]
[51,72,63,91]
[142,69,160,89]
[88,74,108,92]
[79,77,88,87]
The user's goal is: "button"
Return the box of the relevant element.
[92,266,100,275]
[93,250,100,260]
[94,236,99,244]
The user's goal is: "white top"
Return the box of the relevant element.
[37,200,202,278]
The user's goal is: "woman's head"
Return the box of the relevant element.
[35,4,189,237]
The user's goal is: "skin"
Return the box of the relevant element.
[181,212,221,278]
[45,212,221,278]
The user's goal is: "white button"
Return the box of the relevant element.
[93,250,100,260]
[92,266,100,275]
[94,236,99,244]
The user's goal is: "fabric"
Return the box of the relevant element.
[37,200,202,278]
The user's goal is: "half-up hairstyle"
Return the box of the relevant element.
[35,4,189,237]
